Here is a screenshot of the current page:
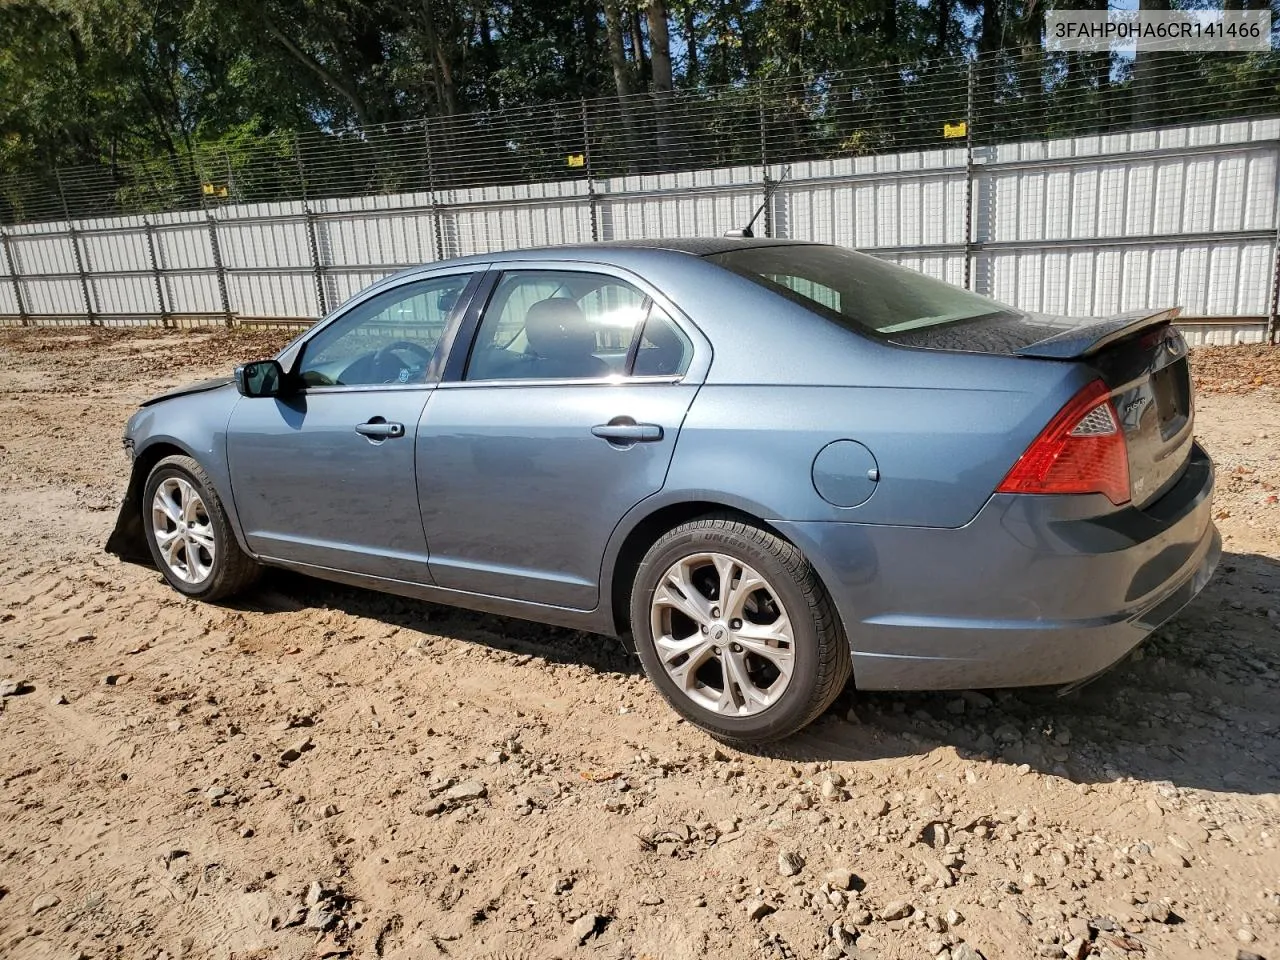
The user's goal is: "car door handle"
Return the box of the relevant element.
[591,422,663,443]
[355,420,405,439]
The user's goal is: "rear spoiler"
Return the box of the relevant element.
[1015,308,1181,360]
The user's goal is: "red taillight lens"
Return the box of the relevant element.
[997,380,1131,505]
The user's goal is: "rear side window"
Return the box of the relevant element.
[632,306,693,377]
[464,270,694,382]
[707,244,1022,336]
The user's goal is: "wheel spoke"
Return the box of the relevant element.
[161,534,185,569]
[153,488,181,525]
[187,538,213,579]
[187,524,216,552]
[179,480,201,523]
[653,562,713,627]
[721,562,766,621]
[666,641,715,690]
[714,661,740,713]
[723,649,771,712]
[655,632,711,666]
[735,617,795,677]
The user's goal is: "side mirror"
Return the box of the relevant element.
[234,359,285,398]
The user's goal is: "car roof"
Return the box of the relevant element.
[374,237,817,286]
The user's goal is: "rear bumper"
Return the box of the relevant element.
[775,442,1219,691]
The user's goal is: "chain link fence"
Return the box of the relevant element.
[3,50,1279,225]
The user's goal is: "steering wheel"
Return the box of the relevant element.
[371,340,435,383]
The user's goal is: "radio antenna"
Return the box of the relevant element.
[724,164,792,238]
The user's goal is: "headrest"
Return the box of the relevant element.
[525,298,595,360]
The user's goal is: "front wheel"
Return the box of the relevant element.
[629,514,851,744]
[142,455,259,601]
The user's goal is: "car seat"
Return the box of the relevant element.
[524,298,611,379]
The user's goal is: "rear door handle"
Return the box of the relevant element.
[355,419,405,440]
[591,422,663,443]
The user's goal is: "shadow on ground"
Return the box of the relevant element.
[228,551,1280,798]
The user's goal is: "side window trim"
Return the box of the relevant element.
[621,297,654,376]
[438,261,709,386]
[440,269,500,384]
[290,270,484,392]
[464,268,646,383]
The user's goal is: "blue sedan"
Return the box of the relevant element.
[106,239,1220,743]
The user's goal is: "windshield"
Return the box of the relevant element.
[706,244,1023,335]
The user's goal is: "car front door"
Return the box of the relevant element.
[226,270,480,582]
[417,265,709,609]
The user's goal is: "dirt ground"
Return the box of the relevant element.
[0,327,1278,960]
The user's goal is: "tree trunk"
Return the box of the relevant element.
[604,0,633,97]
[647,2,673,94]
[603,0,637,169]
[646,1,674,157]
[682,3,698,82]
[630,8,649,82]
[979,0,1002,54]
[934,0,952,58]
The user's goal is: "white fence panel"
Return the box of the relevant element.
[90,275,158,316]
[0,117,1276,333]
[320,212,435,269]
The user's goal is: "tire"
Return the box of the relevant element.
[629,513,852,744]
[142,455,259,601]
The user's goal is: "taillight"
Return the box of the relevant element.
[997,380,1130,505]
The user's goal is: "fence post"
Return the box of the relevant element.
[963,59,977,292]
[53,169,96,325]
[292,137,328,317]
[1268,231,1279,346]
[423,119,446,261]
[582,99,599,243]
[142,217,170,327]
[0,228,28,326]
[758,95,772,238]
[304,206,328,317]
[1269,166,1280,344]
[66,221,97,326]
[206,213,232,327]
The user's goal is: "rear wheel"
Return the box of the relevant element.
[142,455,259,601]
[630,514,851,743]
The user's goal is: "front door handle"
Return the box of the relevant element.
[591,422,663,443]
[355,419,405,440]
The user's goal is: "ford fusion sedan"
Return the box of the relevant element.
[106,239,1219,743]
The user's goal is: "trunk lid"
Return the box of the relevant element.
[889,307,1194,509]
[1086,318,1195,508]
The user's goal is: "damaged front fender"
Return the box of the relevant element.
[104,462,153,565]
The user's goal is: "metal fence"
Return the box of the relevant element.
[4,50,1280,224]
[0,51,1278,343]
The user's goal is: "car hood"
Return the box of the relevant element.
[139,375,235,407]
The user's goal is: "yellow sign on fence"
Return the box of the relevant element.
[566,153,586,168]
[943,122,968,140]
[202,183,229,198]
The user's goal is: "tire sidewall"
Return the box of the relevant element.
[142,460,228,599]
[630,523,825,741]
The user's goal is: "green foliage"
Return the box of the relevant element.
[0,0,1278,223]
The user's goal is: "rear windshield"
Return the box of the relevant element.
[706,244,1022,335]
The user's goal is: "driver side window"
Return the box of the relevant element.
[299,273,473,388]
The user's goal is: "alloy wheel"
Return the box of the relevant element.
[649,552,795,717]
[151,476,216,584]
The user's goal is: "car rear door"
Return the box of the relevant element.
[416,264,709,609]
[225,269,481,582]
